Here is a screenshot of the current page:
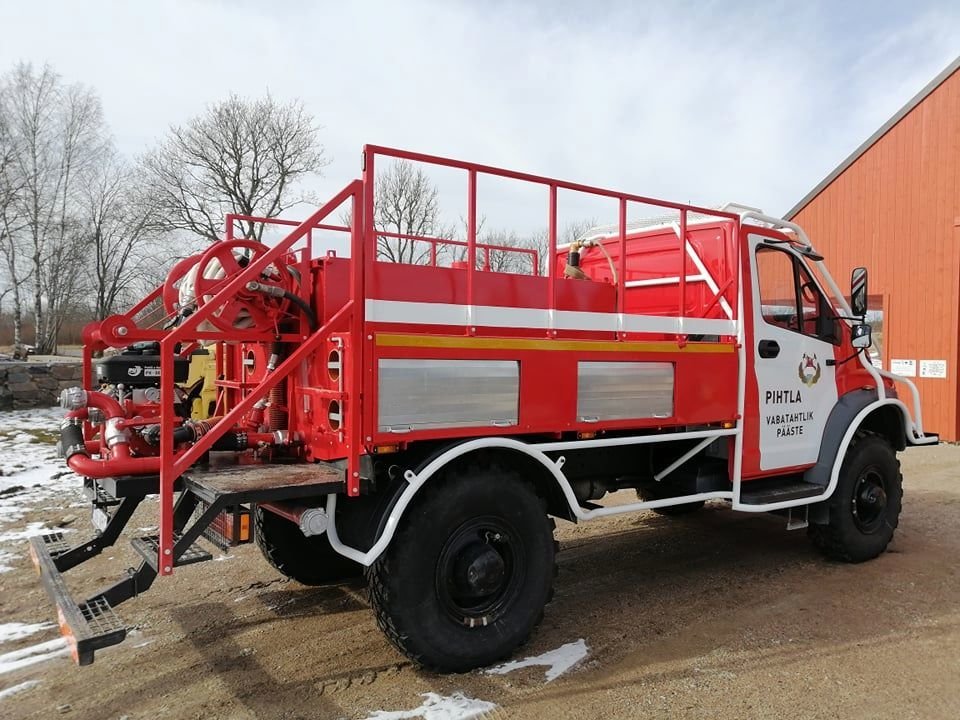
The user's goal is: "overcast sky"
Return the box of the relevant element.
[2,0,958,238]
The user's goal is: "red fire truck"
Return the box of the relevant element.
[30,146,936,672]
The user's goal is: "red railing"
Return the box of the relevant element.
[361,145,741,333]
[225,214,539,273]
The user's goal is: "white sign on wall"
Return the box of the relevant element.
[890,359,917,377]
[920,359,948,379]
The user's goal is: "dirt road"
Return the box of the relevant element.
[1,443,958,719]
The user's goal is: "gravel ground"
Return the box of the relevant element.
[0,414,958,719]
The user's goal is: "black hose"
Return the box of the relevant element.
[59,419,88,459]
[282,290,318,331]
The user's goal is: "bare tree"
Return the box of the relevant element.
[139,94,328,243]
[374,160,455,264]
[0,77,30,348]
[0,63,108,353]
[76,152,171,320]
[456,219,598,277]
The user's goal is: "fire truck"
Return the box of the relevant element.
[29,146,936,672]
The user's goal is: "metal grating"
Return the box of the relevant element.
[93,484,120,507]
[78,597,125,639]
[131,534,212,567]
[41,531,71,557]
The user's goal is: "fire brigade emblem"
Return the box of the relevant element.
[798,353,821,387]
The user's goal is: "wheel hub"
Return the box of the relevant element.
[436,518,523,624]
[454,543,506,597]
[851,468,888,533]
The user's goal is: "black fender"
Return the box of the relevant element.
[805,389,906,524]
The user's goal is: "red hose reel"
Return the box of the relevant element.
[163,240,297,331]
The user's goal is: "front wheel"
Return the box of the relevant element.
[367,465,557,672]
[808,434,902,563]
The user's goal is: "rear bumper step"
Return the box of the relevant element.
[28,536,126,666]
[131,534,212,571]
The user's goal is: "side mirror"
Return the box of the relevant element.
[851,322,872,349]
[850,267,868,318]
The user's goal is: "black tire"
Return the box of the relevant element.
[639,489,706,516]
[367,465,557,673]
[808,434,902,563]
[254,505,362,586]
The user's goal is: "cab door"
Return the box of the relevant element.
[749,235,840,472]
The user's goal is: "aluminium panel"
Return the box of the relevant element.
[378,359,519,432]
[577,361,674,421]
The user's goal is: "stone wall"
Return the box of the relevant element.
[0,361,85,410]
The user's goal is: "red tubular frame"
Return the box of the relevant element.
[112,143,744,576]
[156,181,364,574]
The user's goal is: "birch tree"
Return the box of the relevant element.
[0,63,109,353]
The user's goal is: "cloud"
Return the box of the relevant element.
[1,0,957,235]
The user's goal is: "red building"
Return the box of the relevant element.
[787,56,960,440]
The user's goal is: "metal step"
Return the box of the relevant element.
[131,534,213,571]
[185,461,344,504]
[82,480,121,508]
[38,530,72,557]
[740,479,824,505]
[28,537,127,666]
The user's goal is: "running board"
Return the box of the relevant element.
[739,479,824,505]
[29,537,127,665]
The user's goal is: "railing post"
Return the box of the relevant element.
[158,339,174,575]
[547,184,557,336]
[679,209,687,325]
[618,198,627,326]
[467,169,477,331]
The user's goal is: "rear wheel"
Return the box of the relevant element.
[808,434,902,563]
[367,465,557,672]
[254,505,362,586]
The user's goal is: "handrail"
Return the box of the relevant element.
[365,145,741,331]
[368,145,741,220]
[156,180,364,575]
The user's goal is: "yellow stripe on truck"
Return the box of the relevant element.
[375,333,735,354]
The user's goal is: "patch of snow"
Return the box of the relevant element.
[366,692,496,720]
[213,554,233,562]
[0,550,15,573]
[0,623,54,644]
[485,638,588,682]
[0,408,82,526]
[0,638,69,676]
[0,679,40,700]
[0,522,70,544]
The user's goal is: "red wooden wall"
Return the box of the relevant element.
[791,67,960,440]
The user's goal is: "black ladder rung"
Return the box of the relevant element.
[130,534,213,570]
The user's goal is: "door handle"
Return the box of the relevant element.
[758,340,780,358]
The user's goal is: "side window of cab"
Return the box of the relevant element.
[756,246,839,344]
